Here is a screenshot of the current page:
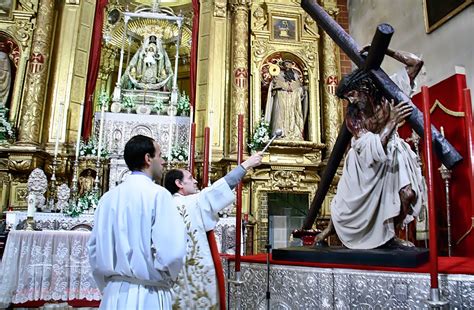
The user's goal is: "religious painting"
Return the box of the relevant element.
[423,0,473,33]
[0,0,14,19]
[271,16,298,41]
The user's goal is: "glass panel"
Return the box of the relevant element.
[268,192,308,250]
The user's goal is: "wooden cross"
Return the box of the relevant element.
[300,0,462,230]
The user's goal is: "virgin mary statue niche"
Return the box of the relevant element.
[263,59,308,140]
[121,34,173,91]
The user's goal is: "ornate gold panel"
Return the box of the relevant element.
[250,166,320,253]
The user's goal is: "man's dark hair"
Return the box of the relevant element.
[164,169,184,195]
[336,69,383,103]
[124,135,156,171]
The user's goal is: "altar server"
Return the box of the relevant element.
[88,135,186,310]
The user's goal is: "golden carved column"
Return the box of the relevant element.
[17,0,56,146]
[229,0,250,155]
[320,0,341,155]
[94,43,117,108]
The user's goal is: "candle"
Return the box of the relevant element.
[202,127,210,188]
[235,114,244,272]
[27,195,36,217]
[53,102,64,157]
[75,101,85,160]
[168,120,174,160]
[421,86,439,289]
[208,110,214,166]
[97,103,106,159]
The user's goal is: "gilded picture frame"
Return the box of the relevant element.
[423,0,473,33]
[271,15,299,42]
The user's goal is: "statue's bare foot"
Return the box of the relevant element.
[381,237,415,249]
[313,219,334,247]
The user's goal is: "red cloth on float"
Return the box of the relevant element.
[399,72,473,257]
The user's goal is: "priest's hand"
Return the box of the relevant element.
[241,152,263,170]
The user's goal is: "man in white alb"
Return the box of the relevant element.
[164,152,263,309]
[88,135,186,309]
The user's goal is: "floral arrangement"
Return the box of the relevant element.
[0,107,15,142]
[177,91,190,116]
[248,118,270,151]
[65,190,99,217]
[122,95,136,111]
[79,136,109,158]
[168,144,188,162]
[153,97,165,114]
[97,91,110,109]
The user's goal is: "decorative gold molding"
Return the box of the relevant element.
[17,0,56,145]
[213,1,227,18]
[430,99,465,117]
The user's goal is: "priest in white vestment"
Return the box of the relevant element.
[88,135,186,310]
[164,153,263,309]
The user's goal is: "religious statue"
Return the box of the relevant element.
[27,168,47,210]
[264,60,308,140]
[121,34,173,91]
[315,49,427,249]
[79,170,95,197]
[0,42,12,107]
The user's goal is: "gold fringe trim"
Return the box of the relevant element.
[430,99,465,117]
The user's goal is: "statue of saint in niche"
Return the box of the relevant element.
[121,34,173,91]
[264,60,308,140]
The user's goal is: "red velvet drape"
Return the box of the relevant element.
[82,0,108,139]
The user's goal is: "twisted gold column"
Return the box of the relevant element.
[229,0,250,155]
[17,0,56,145]
[321,0,341,155]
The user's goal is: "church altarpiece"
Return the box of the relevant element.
[0,0,344,255]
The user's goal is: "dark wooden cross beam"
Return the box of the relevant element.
[300,0,462,230]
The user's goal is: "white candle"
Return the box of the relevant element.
[168,120,174,160]
[97,103,106,159]
[53,102,64,156]
[208,110,213,163]
[187,106,193,166]
[75,101,85,160]
[27,195,36,217]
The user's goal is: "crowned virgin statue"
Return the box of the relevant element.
[121,34,173,91]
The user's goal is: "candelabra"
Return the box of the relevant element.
[93,156,102,196]
[47,157,58,212]
[439,163,452,256]
[69,158,80,207]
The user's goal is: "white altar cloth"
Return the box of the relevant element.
[0,230,101,307]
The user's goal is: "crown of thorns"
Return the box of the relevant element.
[336,69,383,103]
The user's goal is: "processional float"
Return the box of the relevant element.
[288,0,463,307]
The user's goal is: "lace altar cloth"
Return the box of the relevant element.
[0,230,101,307]
[5,211,95,231]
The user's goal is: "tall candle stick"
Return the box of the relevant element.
[235,114,244,273]
[75,101,85,160]
[97,103,106,159]
[53,102,64,156]
[168,120,174,160]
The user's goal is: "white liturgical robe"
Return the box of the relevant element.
[331,132,425,249]
[88,174,186,310]
[172,178,235,309]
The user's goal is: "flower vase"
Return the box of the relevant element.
[110,102,122,113]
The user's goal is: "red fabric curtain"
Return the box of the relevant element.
[82,0,108,139]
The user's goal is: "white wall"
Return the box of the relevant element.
[348,0,474,97]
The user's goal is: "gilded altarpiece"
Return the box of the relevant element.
[0,0,96,210]
[245,1,342,253]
